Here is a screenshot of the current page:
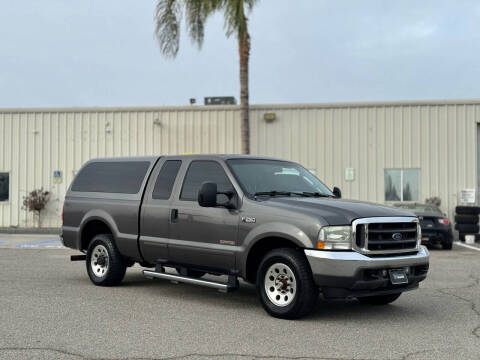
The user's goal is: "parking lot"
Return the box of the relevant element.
[0,235,479,360]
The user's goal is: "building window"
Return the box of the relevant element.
[0,173,9,201]
[384,169,420,202]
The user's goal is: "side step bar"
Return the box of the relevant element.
[143,269,239,293]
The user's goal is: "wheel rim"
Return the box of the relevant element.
[264,263,297,307]
[91,244,109,278]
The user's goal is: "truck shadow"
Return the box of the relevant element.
[308,297,430,321]
[118,270,431,321]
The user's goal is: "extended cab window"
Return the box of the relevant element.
[71,161,150,194]
[180,161,233,201]
[152,160,182,199]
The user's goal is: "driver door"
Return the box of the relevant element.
[168,160,239,271]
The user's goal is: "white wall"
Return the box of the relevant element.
[250,101,479,219]
[0,99,478,228]
[0,106,240,227]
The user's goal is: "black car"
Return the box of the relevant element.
[394,203,453,250]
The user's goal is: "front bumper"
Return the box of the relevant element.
[304,246,429,299]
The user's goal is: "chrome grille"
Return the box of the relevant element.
[352,217,420,255]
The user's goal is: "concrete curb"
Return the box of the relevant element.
[0,228,61,235]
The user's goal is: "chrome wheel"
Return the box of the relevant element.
[264,263,297,307]
[90,244,109,278]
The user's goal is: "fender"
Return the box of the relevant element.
[77,210,119,250]
[239,221,315,278]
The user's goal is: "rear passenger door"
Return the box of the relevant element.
[139,159,182,264]
[169,160,239,271]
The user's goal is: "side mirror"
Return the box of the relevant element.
[198,182,217,207]
[333,186,342,199]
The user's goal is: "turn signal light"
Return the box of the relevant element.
[317,242,325,249]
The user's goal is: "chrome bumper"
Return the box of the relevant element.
[305,246,429,279]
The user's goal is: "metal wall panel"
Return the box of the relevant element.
[0,100,478,228]
[250,102,479,220]
[0,107,241,228]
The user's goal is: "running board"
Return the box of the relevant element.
[143,269,239,293]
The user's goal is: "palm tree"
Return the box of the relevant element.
[155,0,258,154]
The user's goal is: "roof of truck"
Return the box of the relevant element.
[87,154,286,162]
[163,154,285,160]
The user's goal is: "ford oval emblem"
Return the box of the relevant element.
[392,233,403,241]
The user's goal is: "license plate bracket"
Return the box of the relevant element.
[389,269,408,285]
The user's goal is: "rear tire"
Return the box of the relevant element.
[86,234,127,286]
[454,214,479,224]
[256,248,318,319]
[357,293,401,305]
[454,223,479,233]
[455,206,480,215]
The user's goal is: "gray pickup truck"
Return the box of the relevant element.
[62,155,429,319]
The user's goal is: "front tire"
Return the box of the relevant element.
[256,248,318,319]
[86,234,127,286]
[358,293,401,305]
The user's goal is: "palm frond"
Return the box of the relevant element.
[155,0,259,56]
[185,0,206,47]
[185,0,223,47]
[222,0,257,38]
[155,0,183,57]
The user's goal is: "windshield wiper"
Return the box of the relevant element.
[299,191,334,198]
[253,191,293,198]
[253,191,333,199]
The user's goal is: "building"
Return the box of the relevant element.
[0,99,478,228]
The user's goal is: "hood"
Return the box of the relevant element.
[260,197,416,225]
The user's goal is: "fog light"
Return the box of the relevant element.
[382,270,388,277]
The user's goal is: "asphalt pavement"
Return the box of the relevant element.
[0,235,479,360]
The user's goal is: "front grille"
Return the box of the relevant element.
[353,217,419,255]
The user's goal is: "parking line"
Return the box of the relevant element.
[454,241,480,252]
[16,238,63,248]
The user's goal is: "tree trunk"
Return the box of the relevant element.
[238,31,250,154]
[36,210,41,228]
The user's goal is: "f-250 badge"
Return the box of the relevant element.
[242,216,256,223]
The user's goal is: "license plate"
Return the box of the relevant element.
[389,269,408,285]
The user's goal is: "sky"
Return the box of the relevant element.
[0,0,479,108]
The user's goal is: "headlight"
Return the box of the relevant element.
[317,226,352,250]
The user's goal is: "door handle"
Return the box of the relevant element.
[171,209,178,223]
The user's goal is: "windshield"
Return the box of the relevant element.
[227,159,334,197]
[394,204,442,214]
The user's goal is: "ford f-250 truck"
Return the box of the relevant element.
[62,155,429,319]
